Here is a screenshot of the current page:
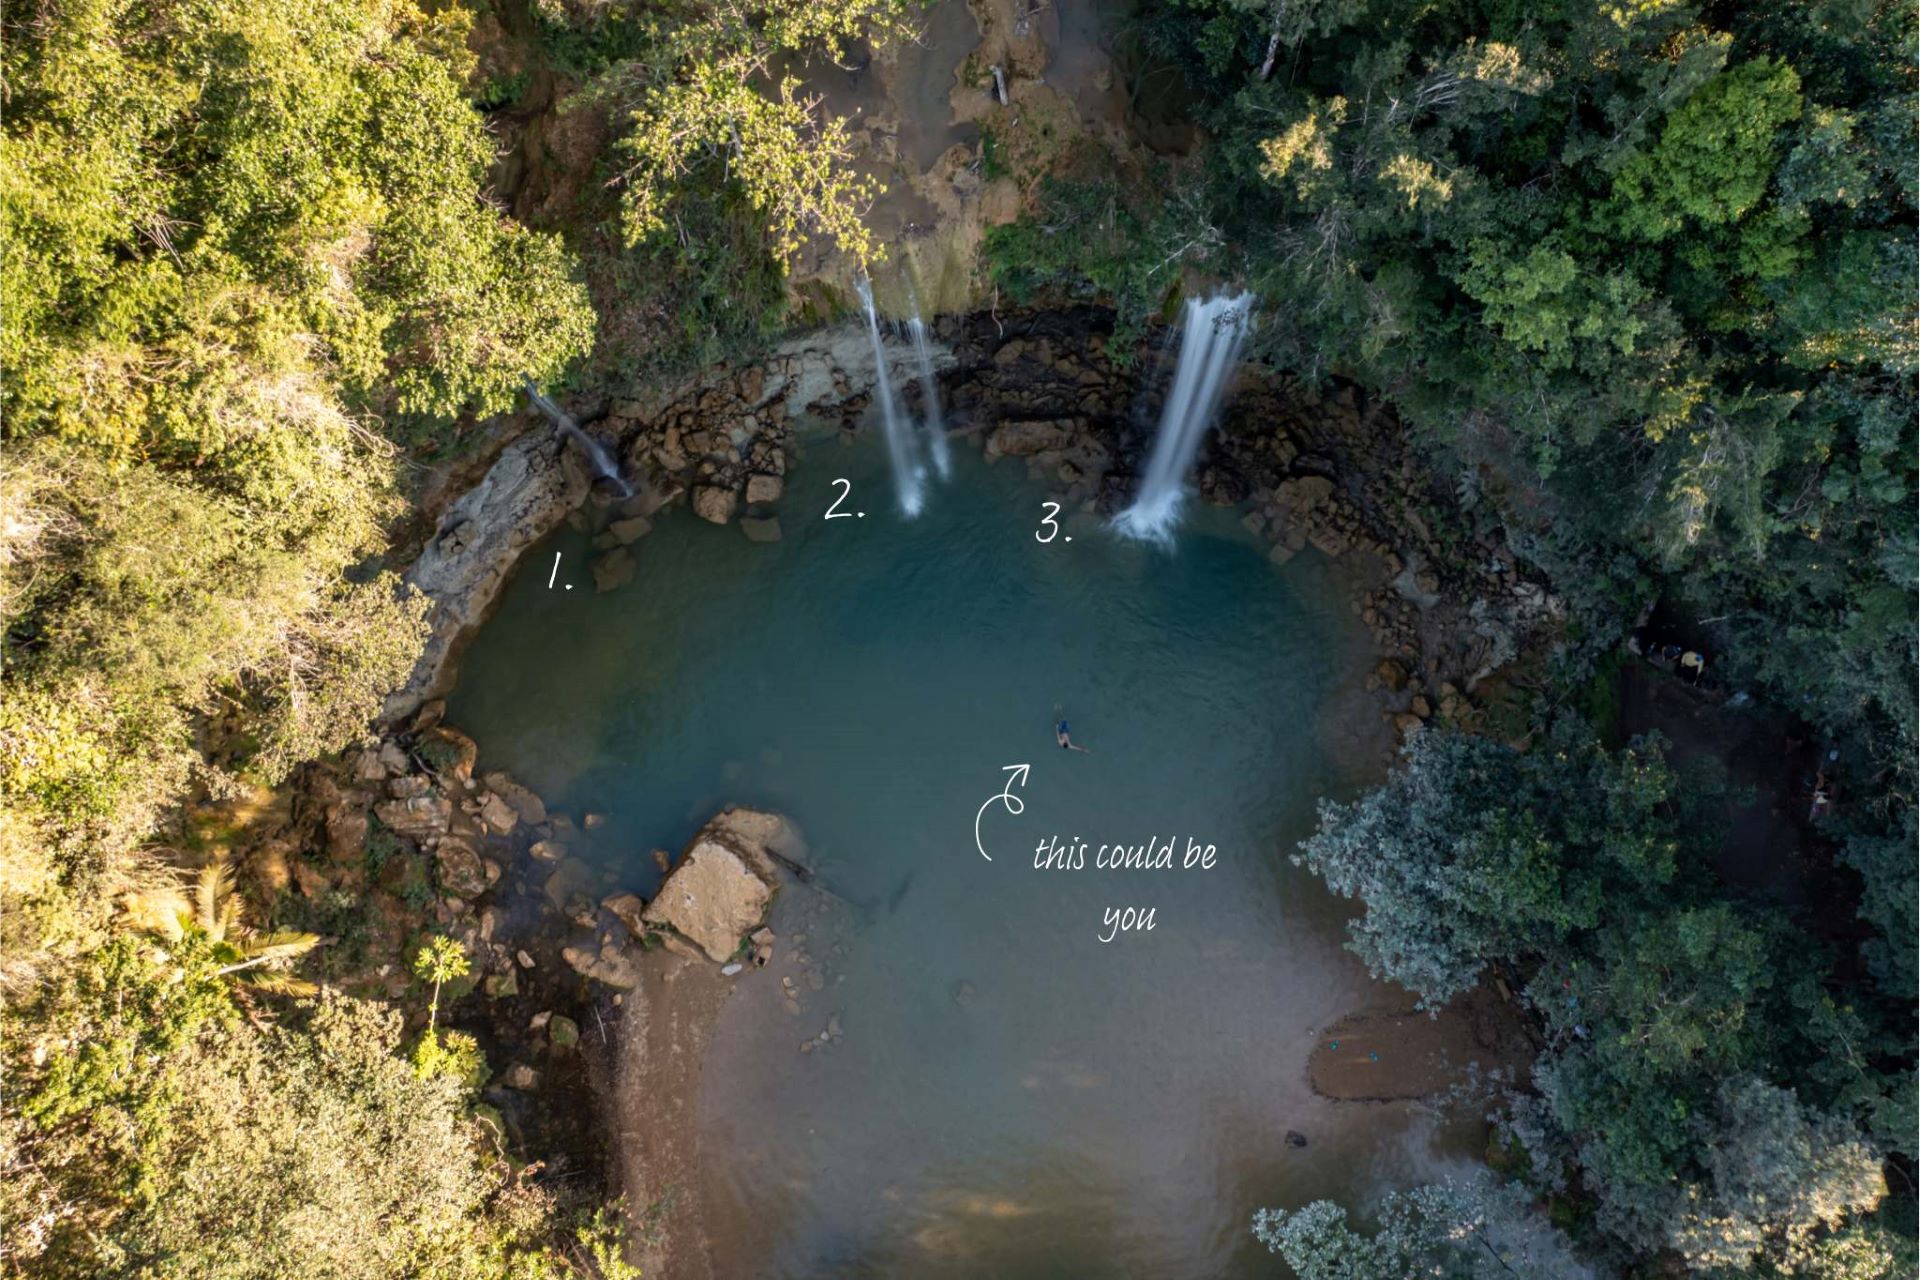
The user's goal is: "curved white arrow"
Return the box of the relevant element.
[973,763,1031,862]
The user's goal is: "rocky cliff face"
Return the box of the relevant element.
[383,434,588,721]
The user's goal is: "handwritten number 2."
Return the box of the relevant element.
[1035,501,1061,543]
[826,478,853,519]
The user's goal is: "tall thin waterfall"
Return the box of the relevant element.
[906,309,951,479]
[523,377,632,500]
[1113,292,1253,541]
[857,279,926,516]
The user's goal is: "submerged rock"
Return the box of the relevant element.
[478,792,517,835]
[562,941,643,989]
[692,484,738,524]
[741,516,782,543]
[594,514,653,547]
[483,773,547,825]
[602,891,648,936]
[592,548,636,592]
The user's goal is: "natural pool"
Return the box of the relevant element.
[451,437,1458,1278]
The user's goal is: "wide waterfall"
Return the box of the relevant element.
[522,377,632,500]
[1113,292,1253,541]
[856,280,926,517]
[906,302,951,479]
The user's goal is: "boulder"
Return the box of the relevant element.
[543,858,597,911]
[530,839,567,862]
[375,794,451,838]
[984,419,1078,462]
[482,773,547,825]
[641,808,786,962]
[601,515,653,545]
[745,473,784,505]
[435,837,490,899]
[603,892,648,935]
[548,1015,580,1050]
[389,774,431,799]
[692,484,738,524]
[1275,475,1335,515]
[326,805,368,862]
[420,726,478,781]
[593,548,636,593]
[478,792,517,835]
[562,941,643,989]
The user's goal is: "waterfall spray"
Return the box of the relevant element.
[905,302,951,480]
[1113,293,1253,541]
[523,376,631,500]
[856,279,926,517]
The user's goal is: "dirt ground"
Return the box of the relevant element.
[1307,985,1536,1102]
[612,948,736,1280]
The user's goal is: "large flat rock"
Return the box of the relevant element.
[641,808,789,962]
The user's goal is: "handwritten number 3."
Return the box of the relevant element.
[1035,501,1061,543]
[826,478,853,519]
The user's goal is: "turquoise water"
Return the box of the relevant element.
[451,438,1442,1278]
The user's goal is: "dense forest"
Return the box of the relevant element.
[995,0,1913,1273]
[2,0,1913,1276]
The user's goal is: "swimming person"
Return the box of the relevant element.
[1055,716,1091,753]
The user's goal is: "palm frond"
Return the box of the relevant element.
[240,930,323,964]
[238,971,319,997]
[195,859,237,940]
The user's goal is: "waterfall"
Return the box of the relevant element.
[1113,292,1253,541]
[522,377,632,500]
[857,279,926,517]
[906,308,951,479]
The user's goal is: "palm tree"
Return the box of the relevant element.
[123,856,321,996]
